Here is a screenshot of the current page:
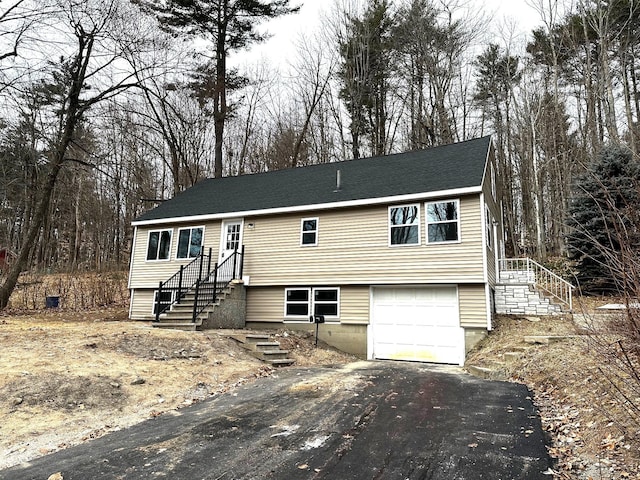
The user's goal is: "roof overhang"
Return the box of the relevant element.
[132,185,483,227]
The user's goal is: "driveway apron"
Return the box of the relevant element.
[1,361,551,480]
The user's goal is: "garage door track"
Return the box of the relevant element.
[1,361,552,479]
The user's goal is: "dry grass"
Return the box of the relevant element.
[0,307,355,470]
[8,271,129,311]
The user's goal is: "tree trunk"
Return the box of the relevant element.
[213,3,228,178]
[0,34,93,309]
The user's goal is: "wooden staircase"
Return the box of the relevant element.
[228,334,295,367]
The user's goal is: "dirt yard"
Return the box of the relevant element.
[466,301,640,479]
[0,307,355,469]
[4,272,640,478]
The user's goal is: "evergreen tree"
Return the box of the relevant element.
[133,0,299,178]
[567,143,640,294]
[338,0,393,159]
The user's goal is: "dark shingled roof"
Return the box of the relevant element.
[134,136,492,223]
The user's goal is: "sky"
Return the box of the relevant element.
[234,0,546,68]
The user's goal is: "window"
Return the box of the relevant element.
[314,288,339,316]
[301,218,318,246]
[285,289,310,316]
[152,290,173,315]
[426,200,459,243]
[389,204,420,246]
[485,205,493,249]
[285,287,340,320]
[177,226,204,259]
[146,229,172,261]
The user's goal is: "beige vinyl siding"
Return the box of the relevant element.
[130,289,156,320]
[129,222,222,289]
[482,151,501,287]
[243,194,485,286]
[458,284,488,328]
[340,286,370,324]
[246,286,370,324]
[245,287,283,323]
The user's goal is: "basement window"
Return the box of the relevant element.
[284,287,340,321]
[152,290,173,316]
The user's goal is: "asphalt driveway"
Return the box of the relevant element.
[1,361,552,480]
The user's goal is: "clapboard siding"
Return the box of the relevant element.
[459,284,488,328]
[130,289,155,319]
[246,286,370,324]
[245,287,284,323]
[129,223,221,289]
[129,195,486,289]
[242,195,484,286]
[482,150,501,287]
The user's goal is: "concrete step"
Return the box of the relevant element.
[151,321,200,331]
[228,334,295,367]
[252,342,281,351]
[266,358,296,367]
[523,335,580,345]
[257,350,290,360]
[228,334,270,345]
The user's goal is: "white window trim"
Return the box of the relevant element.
[176,225,206,260]
[425,199,461,244]
[284,287,310,319]
[388,204,421,247]
[145,229,173,262]
[151,289,174,315]
[485,205,493,250]
[300,217,319,247]
[284,287,340,322]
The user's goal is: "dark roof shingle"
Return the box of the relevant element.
[134,136,491,223]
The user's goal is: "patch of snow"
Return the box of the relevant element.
[301,434,331,450]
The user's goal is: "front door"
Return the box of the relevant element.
[219,219,243,276]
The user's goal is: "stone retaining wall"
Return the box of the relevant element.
[494,283,561,316]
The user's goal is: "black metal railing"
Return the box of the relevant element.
[154,246,244,323]
[191,245,244,321]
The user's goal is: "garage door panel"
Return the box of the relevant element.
[372,287,463,365]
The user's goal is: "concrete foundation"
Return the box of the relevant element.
[246,321,368,358]
[464,328,488,354]
[201,281,247,329]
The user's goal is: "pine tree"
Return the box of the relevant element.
[133,0,299,178]
[567,143,640,294]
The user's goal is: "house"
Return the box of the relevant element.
[128,136,504,365]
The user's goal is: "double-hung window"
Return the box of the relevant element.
[146,229,172,261]
[389,204,420,246]
[301,218,318,246]
[177,226,204,259]
[485,205,493,249]
[285,287,340,320]
[426,200,459,243]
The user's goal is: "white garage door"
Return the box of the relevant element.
[371,287,464,365]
